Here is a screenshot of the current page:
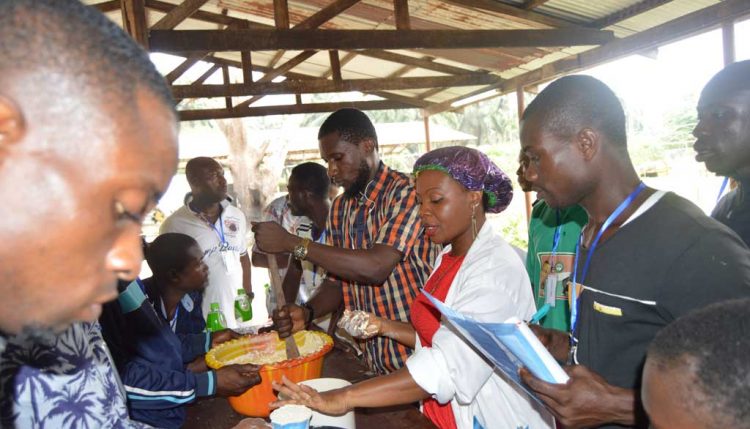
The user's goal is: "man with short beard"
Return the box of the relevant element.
[253,109,439,374]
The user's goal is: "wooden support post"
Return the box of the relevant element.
[329,50,343,82]
[394,0,410,30]
[295,94,303,104]
[222,65,232,109]
[274,0,290,29]
[517,87,532,225]
[423,114,432,152]
[241,50,254,84]
[722,21,735,66]
[121,0,149,48]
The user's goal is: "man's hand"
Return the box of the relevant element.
[186,356,208,373]
[270,376,350,416]
[211,329,241,348]
[271,305,307,338]
[520,365,636,428]
[528,324,570,362]
[251,221,298,254]
[215,364,262,397]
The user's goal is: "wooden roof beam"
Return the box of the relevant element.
[425,0,750,115]
[591,0,674,29]
[151,0,210,30]
[172,73,501,98]
[357,50,478,75]
[394,0,410,30]
[322,51,357,78]
[179,100,415,121]
[522,0,551,10]
[295,0,363,30]
[442,0,583,29]
[329,50,343,81]
[94,0,122,13]
[165,52,209,83]
[150,28,615,52]
[121,0,148,48]
[274,0,290,29]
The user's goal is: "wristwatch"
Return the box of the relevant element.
[292,237,311,261]
[302,302,315,327]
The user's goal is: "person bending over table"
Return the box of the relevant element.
[272,147,553,429]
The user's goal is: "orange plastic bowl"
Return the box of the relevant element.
[206,330,333,417]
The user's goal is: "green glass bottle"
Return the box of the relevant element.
[206,302,227,332]
[234,289,253,325]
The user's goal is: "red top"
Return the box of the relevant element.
[410,253,465,429]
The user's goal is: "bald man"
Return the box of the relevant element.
[160,157,252,329]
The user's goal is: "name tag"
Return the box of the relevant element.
[593,301,623,316]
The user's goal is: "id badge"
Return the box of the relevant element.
[219,248,232,273]
[544,275,557,307]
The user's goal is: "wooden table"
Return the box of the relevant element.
[184,347,436,429]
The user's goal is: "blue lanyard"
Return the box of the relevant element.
[193,206,227,245]
[716,177,729,203]
[570,182,646,345]
[550,210,562,257]
[160,299,179,332]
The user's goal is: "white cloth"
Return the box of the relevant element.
[160,199,248,329]
[406,223,554,429]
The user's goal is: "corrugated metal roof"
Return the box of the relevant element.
[87,0,748,116]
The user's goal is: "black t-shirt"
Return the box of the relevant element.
[712,182,750,247]
[573,192,750,429]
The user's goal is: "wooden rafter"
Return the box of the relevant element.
[192,64,221,86]
[166,52,209,83]
[322,51,357,78]
[329,50,343,81]
[231,50,318,109]
[522,0,551,10]
[121,0,148,47]
[172,73,501,99]
[180,100,415,121]
[357,50,478,75]
[150,28,615,52]
[295,0,363,30]
[274,0,290,29]
[426,0,750,115]
[94,0,122,13]
[591,0,674,29]
[442,0,583,28]
[393,0,410,30]
[151,0,210,30]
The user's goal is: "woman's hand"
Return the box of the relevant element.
[337,309,382,339]
[270,376,350,416]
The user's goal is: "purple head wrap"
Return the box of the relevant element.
[413,146,513,213]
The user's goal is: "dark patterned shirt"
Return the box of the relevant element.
[327,162,438,374]
[0,322,151,428]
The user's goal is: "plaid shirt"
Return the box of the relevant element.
[327,162,438,374]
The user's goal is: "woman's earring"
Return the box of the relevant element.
[471,203,478,239]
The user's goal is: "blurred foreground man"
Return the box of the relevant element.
[0,1,179,426]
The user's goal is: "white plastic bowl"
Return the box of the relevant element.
[298,378,356,429]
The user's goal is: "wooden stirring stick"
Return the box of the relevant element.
[267,255,300,359]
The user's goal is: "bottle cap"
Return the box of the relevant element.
[237,289,245,295]
[210,302,220,311]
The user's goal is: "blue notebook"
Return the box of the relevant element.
[422,291,569,402]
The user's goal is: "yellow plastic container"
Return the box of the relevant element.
[206,330,333,417]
